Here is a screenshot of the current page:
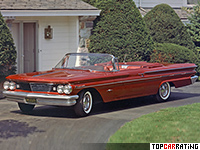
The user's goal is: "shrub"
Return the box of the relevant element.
[151,43,199,73]
[0,12,16,76]
[88,0,154,62]
[186,2,200,47]
[144,4,195,51]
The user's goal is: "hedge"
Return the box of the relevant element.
[151,43,199,73]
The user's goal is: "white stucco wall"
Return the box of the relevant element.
[12,16,79,72]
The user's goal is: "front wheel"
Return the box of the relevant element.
[155,82,171,102]
[74,90,93,117]
[18,103,35,113]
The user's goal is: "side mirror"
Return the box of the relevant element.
[112,57,119,71]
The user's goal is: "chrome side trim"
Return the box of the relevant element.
[191,75,198,84]
[76,76,161,89]
[3,91,78,106]
[144,66,196,74]
[76,72,196,89]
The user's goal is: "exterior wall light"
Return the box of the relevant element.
[45,25,53,39]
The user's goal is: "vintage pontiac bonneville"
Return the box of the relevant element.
[3,53,198,116]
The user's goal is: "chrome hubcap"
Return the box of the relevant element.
[82,92,92,113]
[159,83,170,100]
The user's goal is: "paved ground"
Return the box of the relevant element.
[0,82,199,150]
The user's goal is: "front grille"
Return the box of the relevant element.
[18,82,31,91]
[30,83,52,92]
[17,82,53,92]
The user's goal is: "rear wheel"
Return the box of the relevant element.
[18,103,35,113]
[74,90,93,117]
[155,82,171,102]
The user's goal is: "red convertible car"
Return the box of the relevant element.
[3,53,198,116]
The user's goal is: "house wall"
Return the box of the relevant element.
[12,16,79,72]
[134,0,187,8]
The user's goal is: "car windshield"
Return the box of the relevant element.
[54,53,118,72]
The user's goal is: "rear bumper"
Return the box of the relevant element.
[3,91,79,106]
[191,75,198,84]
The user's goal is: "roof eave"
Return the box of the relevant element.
[1,9,101,17]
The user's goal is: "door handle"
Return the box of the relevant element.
[107,89,113,92]
[138,73,144,77]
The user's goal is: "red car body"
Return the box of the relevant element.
[3,53,198,116]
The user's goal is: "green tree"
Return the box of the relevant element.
[186,1,200,47]
[144,4,195,51]
[0,12,17,76]
[88,0,154,62]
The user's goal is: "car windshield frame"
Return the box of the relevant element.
[54,53,119,72]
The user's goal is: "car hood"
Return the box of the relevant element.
[6,69,112,84]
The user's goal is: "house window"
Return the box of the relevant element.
[187,0,198,4]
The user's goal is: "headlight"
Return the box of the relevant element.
[57,85,64,94]
[10,81,16,90]
[63,85,72,94]
[3,81,10,90]
[57,84,72,94]
[3,81,16,91]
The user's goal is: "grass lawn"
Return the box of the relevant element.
[107,103,200,149]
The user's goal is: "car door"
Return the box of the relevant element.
[121,68,160,99]
[102,67,160,102]
[95,70,142,103]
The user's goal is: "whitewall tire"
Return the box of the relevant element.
[155,82,171,102]
[74,90,93,117]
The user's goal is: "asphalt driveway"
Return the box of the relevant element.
[0,82,199,150]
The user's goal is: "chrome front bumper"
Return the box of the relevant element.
[191,75,198,84]
[3,91,79,106]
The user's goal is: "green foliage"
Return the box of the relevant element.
[151,43,199,73]
[144,4,195,51]
[151,43,197,63]
[82,0,97,6]
[82,0,112,8]
[186,1,200,47]
[88,0,154,62]
[0,12,16,76]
